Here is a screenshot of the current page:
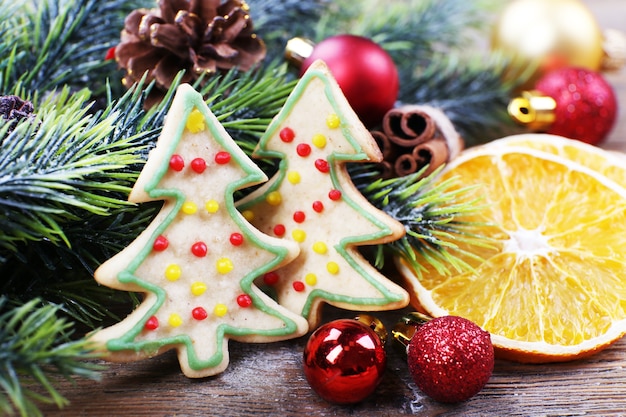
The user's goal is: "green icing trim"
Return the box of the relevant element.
[106,85,302,372]
[238,68,406,319]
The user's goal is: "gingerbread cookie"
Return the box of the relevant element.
[237,60,410,328]
[91,84,308,378]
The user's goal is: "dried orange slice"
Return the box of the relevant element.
[492,134,626,187]
[396,142,626,363]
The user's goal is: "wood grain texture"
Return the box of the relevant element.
[33,1,626,416]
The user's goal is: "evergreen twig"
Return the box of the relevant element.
[0,298,102,417]
[352,164,495,276]
[0,0,146,96]
[402,55,528,146]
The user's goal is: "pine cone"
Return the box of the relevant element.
[115,0,266,106]
[0,95,35,132]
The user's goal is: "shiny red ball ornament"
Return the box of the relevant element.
[407,316,494,403]
[299,35,399,128]
[303,317,387,404]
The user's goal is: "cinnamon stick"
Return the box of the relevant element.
[394,154,419,177]
[371,130,396,160]
[411,138,449,177]
[382,105,437,147]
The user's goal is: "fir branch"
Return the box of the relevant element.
[401,55,527,146]
[0,298,102,417]
[352,164,494,277]
[251,0,331,63]
[0,0,144,96]
[0,86,149,257]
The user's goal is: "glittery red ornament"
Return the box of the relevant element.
[509,67,618,145]
[303,317,387,404]
[290,35,399,128]
[407,316,494,403]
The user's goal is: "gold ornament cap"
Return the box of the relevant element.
[392,312,432,349]
[285,37,315,67]
[508,90,557,130]
[355,314,388,346]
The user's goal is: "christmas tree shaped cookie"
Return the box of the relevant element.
[91,84,308,378]
[238,60,410,327]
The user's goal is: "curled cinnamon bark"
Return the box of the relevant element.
[383,105,437,147]
[374,105,464,178]
[394,154,418,177]
[411,138,449,177]
[371,130,396,160]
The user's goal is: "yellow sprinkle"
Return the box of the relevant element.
[326,113,340,129]
[266,191,282,206]
[326,261,340,274]
[242,210,254,222]
[216,257,234,274]
[312,241,328,254]
[287,171,301,184]
[305,273,317,286]
[168,313,183,327]
[214,304,228,317]
[182,201,197,214]
[165,264,182,281]
[186,109,206,133]
[311,133,327,149]
[292,229,306,243]
[191,281,207,296]
[205,200,219,213]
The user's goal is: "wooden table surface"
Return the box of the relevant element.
[38,1,626,416]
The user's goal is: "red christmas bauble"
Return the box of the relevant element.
[303,318,387,404]
[300,34,399,128]
[535,67,618,145]
[407,316,494,403]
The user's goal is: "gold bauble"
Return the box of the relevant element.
[492,0,604,87]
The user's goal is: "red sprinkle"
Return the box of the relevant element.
[192,307,208,321]
[263,272,279,286]
[296,143,311,157]
[328,189,342,201]
[105,45,116,61]
[145,316,159,330]
[169,154,185,171]
[315,159,330,173]
[153,235,169,251]
[230,232,244,246]
[237,294,253,308]
[293,281,306,292]
[273,224,286,236]
[312,201,324,213]
[191,242,208,257]
[279,127,295,142]
[191,157,207,173]
[215,151,231,164]
[293,211,306,223]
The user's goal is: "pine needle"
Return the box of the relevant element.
[0,298,102,417]
[352,164,496,276]
[402,55,528,146]
[0,0,146,96]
